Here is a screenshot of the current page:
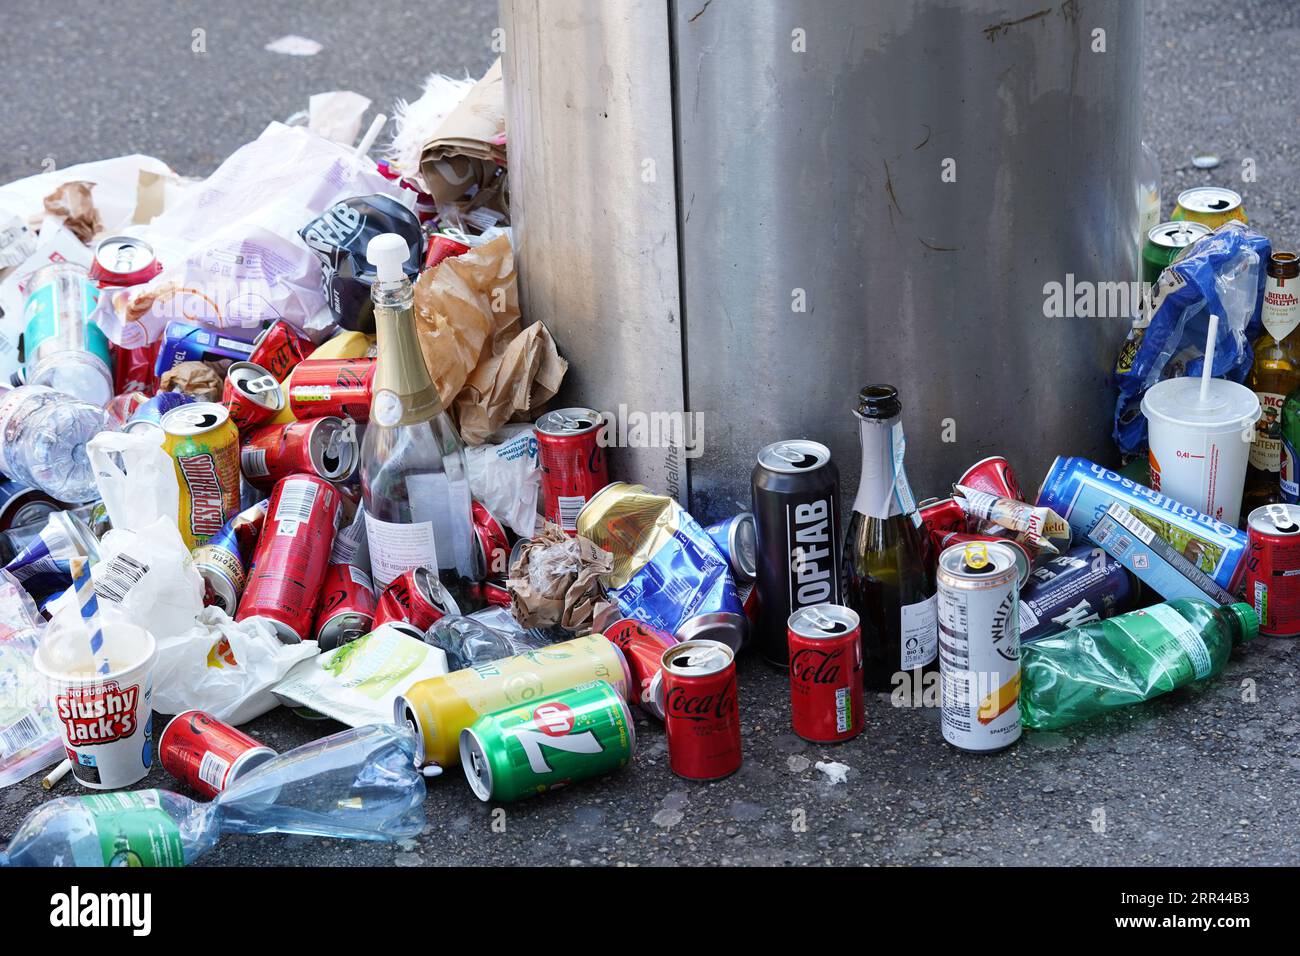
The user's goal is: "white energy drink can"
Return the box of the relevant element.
[936,541,1022,752]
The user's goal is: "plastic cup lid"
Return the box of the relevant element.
[1140,376,1260,429]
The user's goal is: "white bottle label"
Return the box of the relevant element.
[364,513,438,591]
[900,594,938,670]
[1262,273,1300,344]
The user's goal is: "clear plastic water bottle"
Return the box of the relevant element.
[0,384,115,503]
[22,263,115,407]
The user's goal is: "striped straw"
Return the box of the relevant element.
[70,555,110,676]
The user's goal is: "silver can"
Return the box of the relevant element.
[936,540,1021,752]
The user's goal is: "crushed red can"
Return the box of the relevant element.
[958,456,1024,502]
[1245,504,1300,638]
[424,231,472,270]
[315,561,378,651]
[222,361,285,433]
[919,496,969,537]
[373,566,461,633]
[249,320,313,382]
[536,407,609,533]
[472,500,511,579]
[158,710,276,800]
[604,618,679,718]
[787,604,864,743]
[240,417,358,489]
[235,474,341,643]
[287,357,376,422]
[658,640,742,780]
[112,341,159,395]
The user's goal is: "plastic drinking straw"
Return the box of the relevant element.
[354,113,387,157]
[70,555,110,676]
[1199,313,1220,405]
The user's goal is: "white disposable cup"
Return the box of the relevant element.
[1141,376,1260,527]
[35,612,157,790]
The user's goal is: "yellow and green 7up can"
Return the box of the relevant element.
[460,681,635,802]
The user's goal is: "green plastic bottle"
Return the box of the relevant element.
[1020,599,1258,730]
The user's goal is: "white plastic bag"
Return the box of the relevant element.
[0,570,60,788]
[88,429,180,534]
[153,607,319,726]
[465,424,540,537]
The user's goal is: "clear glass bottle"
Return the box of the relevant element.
[0,384,115,504]
[841,385,937,691]
[359,234,478,592]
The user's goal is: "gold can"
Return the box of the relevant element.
[1171,186,1248,230]
[161,402,242,548]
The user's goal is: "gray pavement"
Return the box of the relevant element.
[2,0,1300,867]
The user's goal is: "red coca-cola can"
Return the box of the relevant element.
[158,709,276,799]
[89,236,163,288]
[737,579,759,628]
[605,618,678,718]
[249,320,313,382]
[288,358,376,422]
[1245,504,1300,638]
[373,567,461,633]
[235,474,341,643]
[472,500,511,579]
[787,604,864,743]
[314,561,378,650]
[424,231,472,270]
[933,531,1032,587]
[222,361,286,433]
[918,496,970,537]
[535,407,609,533]
[464,579,512,609]
[957,456,1024,502]
[240,416,358,489]
[657,640,742,780]
[112,341,160,395]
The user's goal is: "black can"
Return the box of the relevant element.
[751,440,841,667]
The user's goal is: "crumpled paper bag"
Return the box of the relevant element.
[42,181,102,244]
[418,59,507,220]
[507,522,611,634]
[161,360,224,401]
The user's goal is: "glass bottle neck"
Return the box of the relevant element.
[852,412,916,520]
[372,278,440,426]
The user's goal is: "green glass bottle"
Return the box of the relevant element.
[1281,384,1300,503]
[1020,599,1258,730]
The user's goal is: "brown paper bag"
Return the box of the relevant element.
[43,181,103,244]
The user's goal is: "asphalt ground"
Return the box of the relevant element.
[1,0,1299,867]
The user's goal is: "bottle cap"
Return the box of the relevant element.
[1226,602,1259,645]
[366,233,411,283]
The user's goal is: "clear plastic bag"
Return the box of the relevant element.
[424,611,559,671]
[0,570,60,788]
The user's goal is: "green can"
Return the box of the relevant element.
[459,680,635,803]
[1142,220,1211,286]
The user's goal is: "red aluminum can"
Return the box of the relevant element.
[1245,504,1300,638]
[314,561,378,650]
[535,407,609,533]
[657,640,742,780]
[464,579,512,608]
[158,709,276,799]
[89,236,163,288]
[240,416,358,489]
[373,566,461,633]
[605,618,679,718]
[472,500,511,579]
[235,474,341,643]
[957,456,1024,502]
[787,604,864,743]
[222,361,285,433]
[919,496,969,537]
[424,232,472,270]
[112,341,160,395]
[288,358,376,422]
[249,320,313,382]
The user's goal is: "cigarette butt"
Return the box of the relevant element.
[42,759,72,790]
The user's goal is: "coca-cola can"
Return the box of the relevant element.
[240,417,358,489]
[315,561,378,650]
[535,407,609,533]
[957,456,1024,502]
[787,604,864,743]
[235,474,341,643]
[472,500,511,579]
[374,566,461,632]
[222,361,286,433]
[1245,504,1300,638]
[605,618,679,719]
[89,235,163,288]
[287,357,376,422]
[158,710,276,800]
[918,496,969,537]
[249,320,313,382]
[424,232,472,270]
[657,640,742,780]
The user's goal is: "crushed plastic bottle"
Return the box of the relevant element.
[0,723,426,867]
[1019,598,1257,731]
[0,384,115,504]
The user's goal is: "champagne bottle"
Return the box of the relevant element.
[359,234,478,592]
[842,385,937,691]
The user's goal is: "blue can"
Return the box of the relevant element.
[704,512,757,583]
[154,321,256,378]
[125,390,194,433]
[1034,456,1248,592]
[1018,544,1139,643]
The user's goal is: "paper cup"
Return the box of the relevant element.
[1141,376,1260,527]
[35,609,157,790]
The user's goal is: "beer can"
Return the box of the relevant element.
[535,407,609,533]
[704,512,758,583]
[89,235,162,288]
[154,320,255,378]
[240,416,358,489]
[787,604,864,743]
[374,566,460,632]
[936,541,1022,753]
[158,709,276,800]
[222,361,286,433]
[1018,543,1139,643]
[287,357,376,422]
[1245,504,1300,638]
[248,320,313,382]
[1171,186,1248,230]
[1142,221,1211,286]
[657,639,742,780]
[191,502,269,614]
[751,439,842,666]
[235,474,341,643]
[958,456,1024,502]
[460,681,635,803]
[472,500,511,579]
[396,633,632,768]
[933,531,1032,588]
[315,561,378,650]
[604,618,679,718]
[162,402,242,548]
[124,390,193,436]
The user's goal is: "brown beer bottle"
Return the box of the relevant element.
[1243,251,1300,517]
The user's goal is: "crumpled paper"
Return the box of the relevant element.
[309,90,373,146]
[160,360,224,401]
[507,522,611,634]
[418,59,507,220]
[413,234,566,444]
[42,181,102,244]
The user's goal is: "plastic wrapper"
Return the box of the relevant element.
[464,423,540,537]
[425,611,560,671]
[0,570,60,788]
[1113,223,1272,456]
[507,522,611,633]
[1,724,426,866]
